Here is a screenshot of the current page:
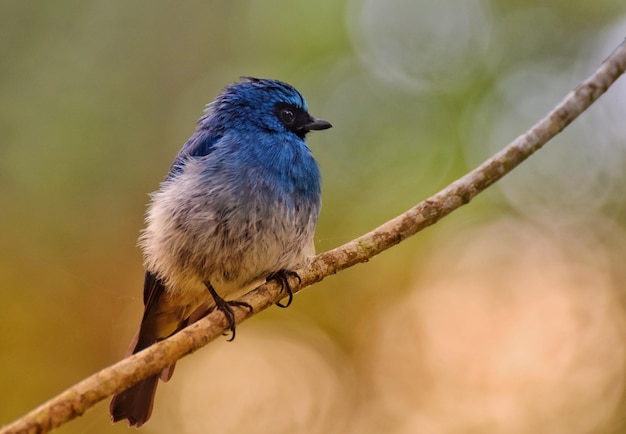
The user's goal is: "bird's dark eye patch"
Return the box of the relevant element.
[274,102,309,132]
[280,108,296,125]
[273,102,317,138]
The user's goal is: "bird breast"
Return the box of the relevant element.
[139,148,320,300]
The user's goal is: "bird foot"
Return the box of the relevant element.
[267,270,301,308]
[204,283,252,341]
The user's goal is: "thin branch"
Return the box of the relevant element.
[3,38,626,434]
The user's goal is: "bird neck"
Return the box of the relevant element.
[248,133,321,198]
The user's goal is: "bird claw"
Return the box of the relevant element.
[205,283,252,341]
[267,270,301,308]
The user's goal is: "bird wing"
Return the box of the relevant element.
[117,271,166,357]
[166,129,222,179]
[135,270,168,352]
[136,128,224,349]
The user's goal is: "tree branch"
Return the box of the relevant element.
[3,38,626,434]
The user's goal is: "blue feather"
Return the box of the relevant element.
[111,77,331,427]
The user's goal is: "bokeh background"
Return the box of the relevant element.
[2,1,626,433]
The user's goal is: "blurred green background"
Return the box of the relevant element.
[2,1,626,433]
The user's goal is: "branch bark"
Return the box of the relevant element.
[3,38,626,434]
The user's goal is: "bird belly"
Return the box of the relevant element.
[140,161,317,300]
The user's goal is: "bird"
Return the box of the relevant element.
[109,77,331,427]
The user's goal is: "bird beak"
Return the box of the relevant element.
[305,117,332,131]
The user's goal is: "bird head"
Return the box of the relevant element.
[203,77,332,139]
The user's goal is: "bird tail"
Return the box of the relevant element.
[109,337,176,427]
[109,272,207,426]
[109,272,172,427]
[109,375,159,427]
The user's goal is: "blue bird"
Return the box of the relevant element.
[109,77,331,427]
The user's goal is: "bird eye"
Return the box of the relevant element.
[280,108,296,125]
